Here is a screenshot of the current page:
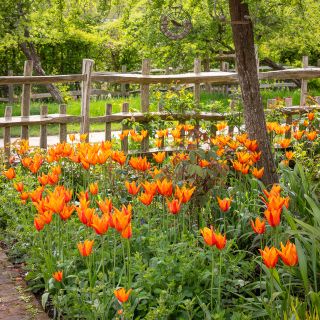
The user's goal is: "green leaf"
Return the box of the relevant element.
[295,239,310,293]
[41,292,49,310]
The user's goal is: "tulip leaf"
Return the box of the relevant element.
[295,239,310,293]
[41,292,50,309]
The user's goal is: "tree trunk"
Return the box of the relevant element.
[19,42,64,103]
[228,0,278,186]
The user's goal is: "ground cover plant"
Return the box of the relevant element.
[0,107,319,319]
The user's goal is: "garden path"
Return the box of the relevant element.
[0,248,49,320]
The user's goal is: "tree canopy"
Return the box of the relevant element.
[0,0,319,75]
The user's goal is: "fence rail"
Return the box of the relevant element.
[1,57,320,160]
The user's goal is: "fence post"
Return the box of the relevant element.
[105,103,112,141]
[121,102,129,154]
[221,62,229,94]
[284,98,293,139]
[300,56,308,106]
[203,57,211,93]
[141,59,151,152]
[80,59,94,142]
[40,105,48,149]
[59,104,67,143]
[121,65,127,97]
[315,96,320,104]
[4,106,12,161]
[158,103,165,149]
[194,58,201,106]
[21,60,33,140]
[8,70,14,105]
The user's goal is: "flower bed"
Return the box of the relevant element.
[0,111,319,319]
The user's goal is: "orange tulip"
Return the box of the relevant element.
[152,151,166,164]
[141,181,158,196]
[121,223,132,239]
[76,205,95,226]
[77,239,94,257]
[53,270,63,282]
[244,139,258,152]
[13,182,24,192]
[250,151,262,163]
[214,232,227,250]
[45,193,65,214]
[34,215,45,231]
[125,181,140,196]
[279,139,291,149]
[166,198,181,214]
[111,151,127,166]
[89,182,99,195]
[307,112,315,121]
[216,121,227,131]
[138,192,154,206]
[112,205,132,232]
[250,217,266,234]
[259,246,279,269]
[91,214,109,235]
[217,197,232,212]
[285,151,294,160]
[3,167,15,180]
[200,226,216,246]
[174,185,196,203]
[114,288,132,303]
[80,133,88,142]
[198,159,210,168]
[264,208,281,227]
[252,167,264,179]
[69,134,76,142]
[20,192,29,202]
[29,187,44,203]
[307,131,317,141]
[277,240,298,267]
[129,156,151,171]
[38,173,49,186]
[293,130,304,140]
[236,151,251,164]
[97,198,112,215]
[59,205,75,221]
[156,179,173,197]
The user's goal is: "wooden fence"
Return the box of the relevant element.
[1,58,320,160]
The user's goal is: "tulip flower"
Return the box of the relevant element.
[59,205,75,221]
[198,159,210,168]
[112,205,132,232]
[152,151,166,164]
[264,208,282,227]
[77,239,94,257]
[13,182,24,192]
[91,214,109,235]
[279,139,291,149]
[97,198,112,215]
[138,192,154,206]
[166,198,181,214]
[114,288,132,303]
[214,232,227,250]
[141,181,158,196]
[53,271,63,282]
[121,223,132,239]
[156,179,173,197]
[89,182,99,195]
[217,197,232,212]
[285,151,294,160]
[307,112,315,121]
[34,215,45,231]
[277,241,298,267]
[200,226,216,246]
[250,217,266,234]
[174,185,195,203]
[252,167,264,179]
[307,131,317,141]
[125,181,140,196]
[3,167,15,180]
[259,246,279,269]
[293,130,304,140]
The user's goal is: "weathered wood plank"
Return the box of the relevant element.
[4,106,12,160]
[7,71,14,105]
[40,105,48,149]
[105,103,112,141]
[80,59,94,141]
[300,56,308,106]
[21,60,33,140]
[59,104,67,143]
[0,74,85,85]
[121,102,129,154]
[0,114,82,127]
[141,59,150,152]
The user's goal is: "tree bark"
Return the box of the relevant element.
[228,0,278,186]
[19,41,64,103]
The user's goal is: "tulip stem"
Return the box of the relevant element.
[113,231,117,288]
[269,268,274,319]
[211,250,214,312]
[218,250,222,311]
[127,239,131,287]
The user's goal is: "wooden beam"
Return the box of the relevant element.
[21,60,33,140]
[80,59,94,141]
